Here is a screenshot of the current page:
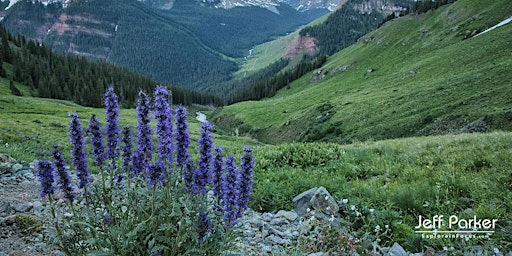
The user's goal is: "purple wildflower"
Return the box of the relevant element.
[211,146,224,200]
[182,159,194,192]
[153,85,174,166]
[104,213,112,225]
[197,211,212,241]
[175,106,190,168]
[147,162,165,187]
[88,114,105,169]
[104,86,120,169]
[121,126,133,174]
[193,122,214,195]
[69,113,91,189]
[136,90,153,169]
[238,145,254,217]
[221,156,241,228]
[36,160,55,198]
[52,147,75,202]
[131,151,144,178]
[150,250,162,256]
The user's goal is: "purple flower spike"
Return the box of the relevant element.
[193,122,214,195]
[148,162,165,187]
[121,126,133,174]
[238,145,254,217]
[175,106,190,168]
[221,156,240,228]
[69,113,91,189]
[52,147,75,202]
[183,159,195,192]
[212,146,224,200]
[88,114,105,170]
[136,90,153,168]
[37,160,55,198]
[154,85,174,166]
[104,86,120,169]
[197,211,212,241]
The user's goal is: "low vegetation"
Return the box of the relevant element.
[251,132,512,252]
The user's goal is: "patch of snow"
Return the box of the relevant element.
[474,16,512,37]
[4,0,21,10]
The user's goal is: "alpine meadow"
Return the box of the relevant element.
[0,0,511,255]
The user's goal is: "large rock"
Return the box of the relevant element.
[310,187,339,217]
[292,187,339,218]
[292,187,318,216]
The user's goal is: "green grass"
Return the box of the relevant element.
[233,31,300,78]
[251,132,512,252]
[213,0,512,144]
[0,77,260,163]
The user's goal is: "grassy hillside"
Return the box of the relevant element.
[0,76,260,164]
[212,0,512,144]
[234,12,332,78]
[251,132,512,252]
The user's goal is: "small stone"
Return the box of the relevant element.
[31,201,43,213]
[261,212,273,222]
[308,253,325,256]
[21,171,36,180]
[262,245,272,253]
[274,210,298,222]
[4,214,16,225]
[283,229,294,238]
[270,217,288,226]
[388,242,407,256]
[0,201,15,217]
[269,234,291,245]
[268,226,285,237]
[11,164,23,173]
[14,202,33,213]
[262,229,269,238]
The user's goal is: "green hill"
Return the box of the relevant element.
[212,0,512,144]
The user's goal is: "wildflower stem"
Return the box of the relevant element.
[48,194,71,256]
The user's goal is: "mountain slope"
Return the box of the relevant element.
[211,0,512,144]
[0,0,321,92]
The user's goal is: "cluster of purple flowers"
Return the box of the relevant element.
[69,113,91,189]
[52,147,75,202]
[36,86,254,243]
[88,114,105,170]
[104,87,120,169]
[153,86,174,166]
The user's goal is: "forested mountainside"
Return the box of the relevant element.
[0,0,323,92]
[0,23,222,108]
[212,0,512,144]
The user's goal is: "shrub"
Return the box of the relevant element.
[36,86,254,255]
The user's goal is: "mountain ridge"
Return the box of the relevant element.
[1,0,322,91]
[211,0,512,144]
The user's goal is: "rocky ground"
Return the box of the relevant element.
[0,155,62,256]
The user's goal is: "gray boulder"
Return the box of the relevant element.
[292,187,318,216]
